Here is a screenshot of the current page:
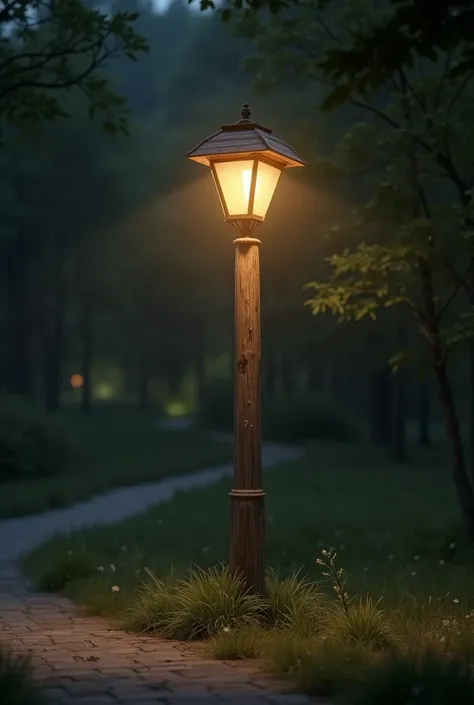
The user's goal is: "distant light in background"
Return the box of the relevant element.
[95,383,114,400]
[70,374,84,389]
[165,401,189,417]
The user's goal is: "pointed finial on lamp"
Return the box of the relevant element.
[238,103,252,123]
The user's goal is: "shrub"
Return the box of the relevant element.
[263,393,359,443]
[198,378,233,432]
[342,650,474,705]
[265,569,326,634]
[34,551,96,592]
[0,648,45,705]
[199,383,359,442]
[0,394,77,482]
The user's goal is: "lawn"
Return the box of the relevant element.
[23,438,473,607]
[0,409,232,518]
[23,438,474,701]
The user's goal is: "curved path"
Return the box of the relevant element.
[0,441,322,705]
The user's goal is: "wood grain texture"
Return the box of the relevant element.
[230,236,265,595]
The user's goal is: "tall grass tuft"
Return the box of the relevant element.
[265,569,325,634]
[324,596,397,649]
[0,648,45,705]
[126,565,262,640]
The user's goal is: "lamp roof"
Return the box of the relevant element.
[186,103,306,169]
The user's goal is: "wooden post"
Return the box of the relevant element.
[230,235,265,595]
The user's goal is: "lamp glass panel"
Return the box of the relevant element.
[214,159,254,215]
[253,161,282,219]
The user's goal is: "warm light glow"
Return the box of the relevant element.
[214,160,253,216]
[253,161,281,218]
[241,169,252,204]
[70,374,84,389]
[213,159,282,220]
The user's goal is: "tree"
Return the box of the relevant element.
[0,0,148,134]
[234,0,474,536]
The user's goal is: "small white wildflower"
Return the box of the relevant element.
[411,572,417,576]
[110,564,116,572]
[454,599,460,604]
[449,542,456,549]
[414,555,420,561]
[96,566,104,572]
[439,559,445,566]
[111,585,120,593]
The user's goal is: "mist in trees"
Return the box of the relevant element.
[2,0,474,530]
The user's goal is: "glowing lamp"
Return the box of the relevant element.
[186,104,306,231]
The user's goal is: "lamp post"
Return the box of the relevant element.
[186,104,306,594]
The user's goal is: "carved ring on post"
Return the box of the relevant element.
[233,237,261,247]
[230,489,266,498]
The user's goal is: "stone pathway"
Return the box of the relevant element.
[0,442,324,704]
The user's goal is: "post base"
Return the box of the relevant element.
[229,489,265,595]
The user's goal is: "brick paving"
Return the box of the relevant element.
[0,441,325,704]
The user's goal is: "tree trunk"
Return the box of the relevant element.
[435,356,474,538]
[138,355,150,412]
[391,324,408,463]
[44,234,65,412]
[280,350,292,395]
[230,235,265,595]
[5,231,33,395]
[469,259,474,486]
[368,367,392,446]
[194,351,206,408]
[80,297,93,416]
[418,377,431,447]
[309,361,322,393]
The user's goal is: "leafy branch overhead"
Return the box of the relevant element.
[0,0,149,134]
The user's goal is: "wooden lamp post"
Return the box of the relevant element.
[186,104,306,594]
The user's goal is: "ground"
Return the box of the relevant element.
[0,564,318,705]
[0,439,318,704]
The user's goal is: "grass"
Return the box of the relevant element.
[0,407,231,518]
[22,437,474,701]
